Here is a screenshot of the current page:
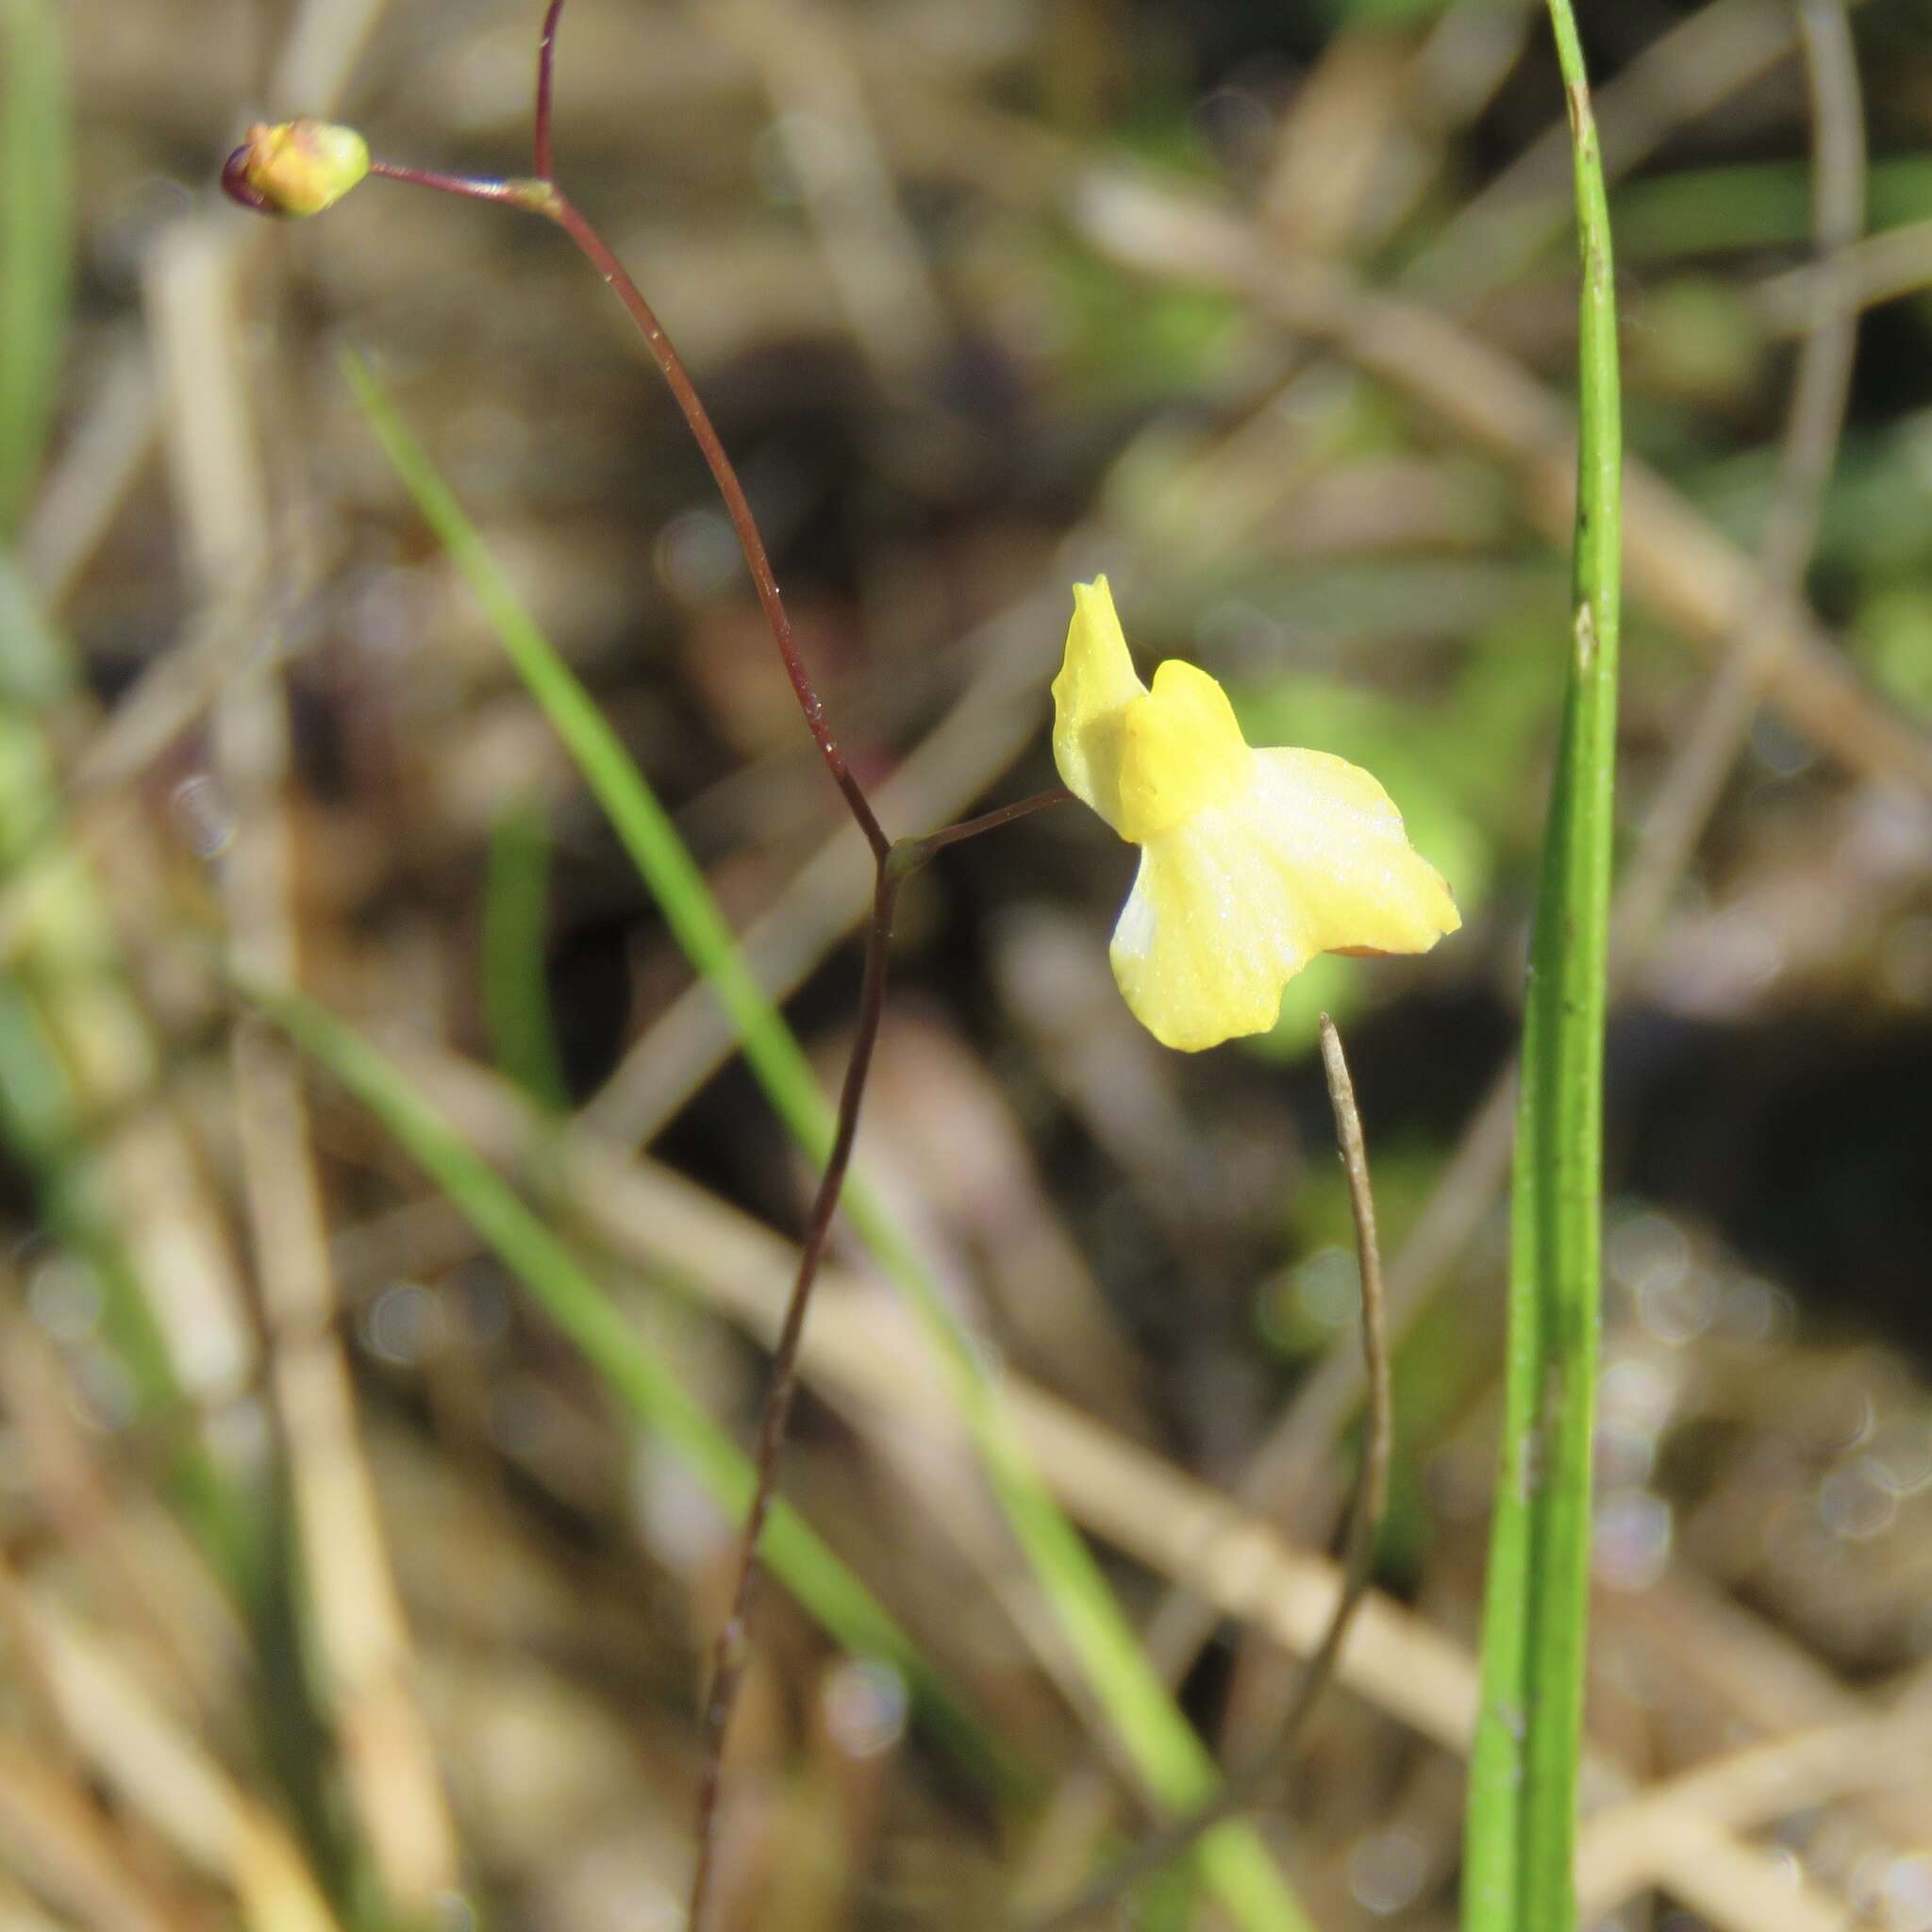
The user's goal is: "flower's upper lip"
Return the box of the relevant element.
[1050,575,1146,835]
[1113,658,1255,842]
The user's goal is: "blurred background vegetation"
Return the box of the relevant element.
[5,0,1932,1927]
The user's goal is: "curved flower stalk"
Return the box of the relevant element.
[1052,577,1460,1050]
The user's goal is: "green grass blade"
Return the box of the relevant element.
[347,354,1310,1928]
[482,794,571,1109]
[247,977,1003,1783]
[341,351,839,1167]
[1463,8,1622,1932]
[0,0,71,532]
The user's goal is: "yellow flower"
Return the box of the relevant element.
[1052,577,1460,1052]
[223,120,370,217]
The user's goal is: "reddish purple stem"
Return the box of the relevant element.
[242,8,1076,1922]
[366,159,533,206]
[539,191,891,863]
[685,858,900,1928]
[524,0,886,856]
[534,0,566,179]
[361,171,890,861]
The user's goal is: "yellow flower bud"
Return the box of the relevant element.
[1052,577,1460,1051]
[223,119,370,218]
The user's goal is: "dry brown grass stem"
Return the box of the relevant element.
[1405,0,1857,300]
[1576,1708,1932,1920]
[0,1313,242,1721]
[1757,214,1932,328]
[714,0,948,385]
[0,0,396,986]
[1612,0,1867,966]
[16,337,157,611]
[146,167,458,1914]
[0,1728,181,1932]
[19,0,389,623]
[20,1595,344,1932]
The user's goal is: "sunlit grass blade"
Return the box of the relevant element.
[0,0,71,532]
[1462,7,1622,1932]
[482,794,570,1108]
[342,351,840,1160]
[247,976,1002,1783]
[347,353,1311,1929]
